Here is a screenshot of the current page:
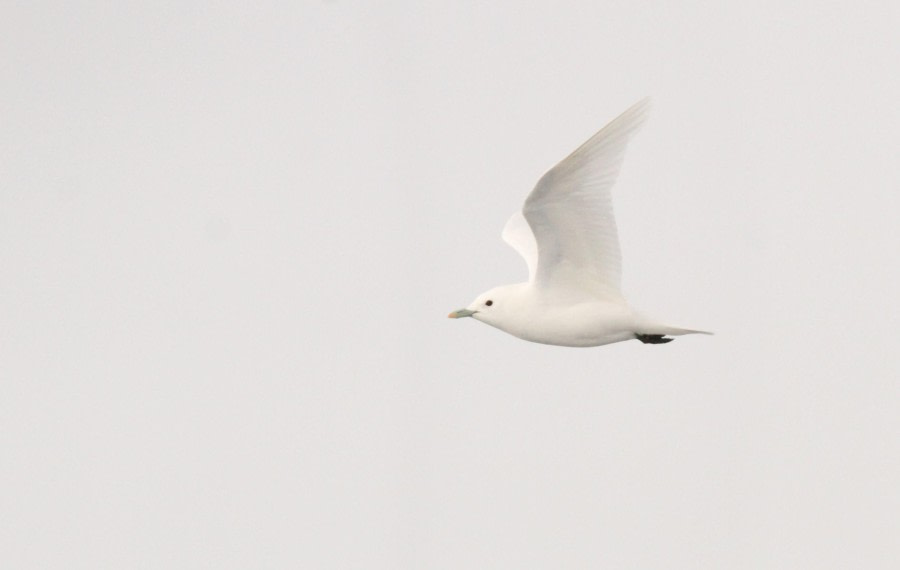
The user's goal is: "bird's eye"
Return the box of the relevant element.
[485,300,493,306]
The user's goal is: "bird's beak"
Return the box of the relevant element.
[447,308,477,319]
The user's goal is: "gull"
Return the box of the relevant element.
[448,99,711,347]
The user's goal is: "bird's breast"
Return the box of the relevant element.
[499,299,638,347]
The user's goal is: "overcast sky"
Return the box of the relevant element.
[3,2,899,568]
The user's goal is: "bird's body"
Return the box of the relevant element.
[449,98,710,347]
[476,285,639,347]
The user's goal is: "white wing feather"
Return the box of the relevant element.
[523,98,651,299]
[501,210,538,281]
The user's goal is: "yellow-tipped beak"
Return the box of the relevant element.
[447,308,476,319]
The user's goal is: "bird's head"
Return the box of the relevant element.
[447,284,525,328]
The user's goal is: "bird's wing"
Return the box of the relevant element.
[501,210,538,282]
[523,98,651,299]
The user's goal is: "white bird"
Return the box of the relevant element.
[448,99,711,347]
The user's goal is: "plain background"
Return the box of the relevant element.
[2,2,899,568]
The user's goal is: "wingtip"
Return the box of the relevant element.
[626,96,653,119]
[600,97,653,138]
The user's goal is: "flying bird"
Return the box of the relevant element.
[448,99,711,347]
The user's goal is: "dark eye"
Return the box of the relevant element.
[485,300,493,306]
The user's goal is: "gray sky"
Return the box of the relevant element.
[3,2,899,568]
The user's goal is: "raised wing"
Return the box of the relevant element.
[523,98,651,299]
[501,210,538,281]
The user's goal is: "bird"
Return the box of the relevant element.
[448,98,711,347]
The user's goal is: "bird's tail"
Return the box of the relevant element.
[650,325,713,337]
[633,322,713,344]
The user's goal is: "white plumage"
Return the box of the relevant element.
[449,99,710,347]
